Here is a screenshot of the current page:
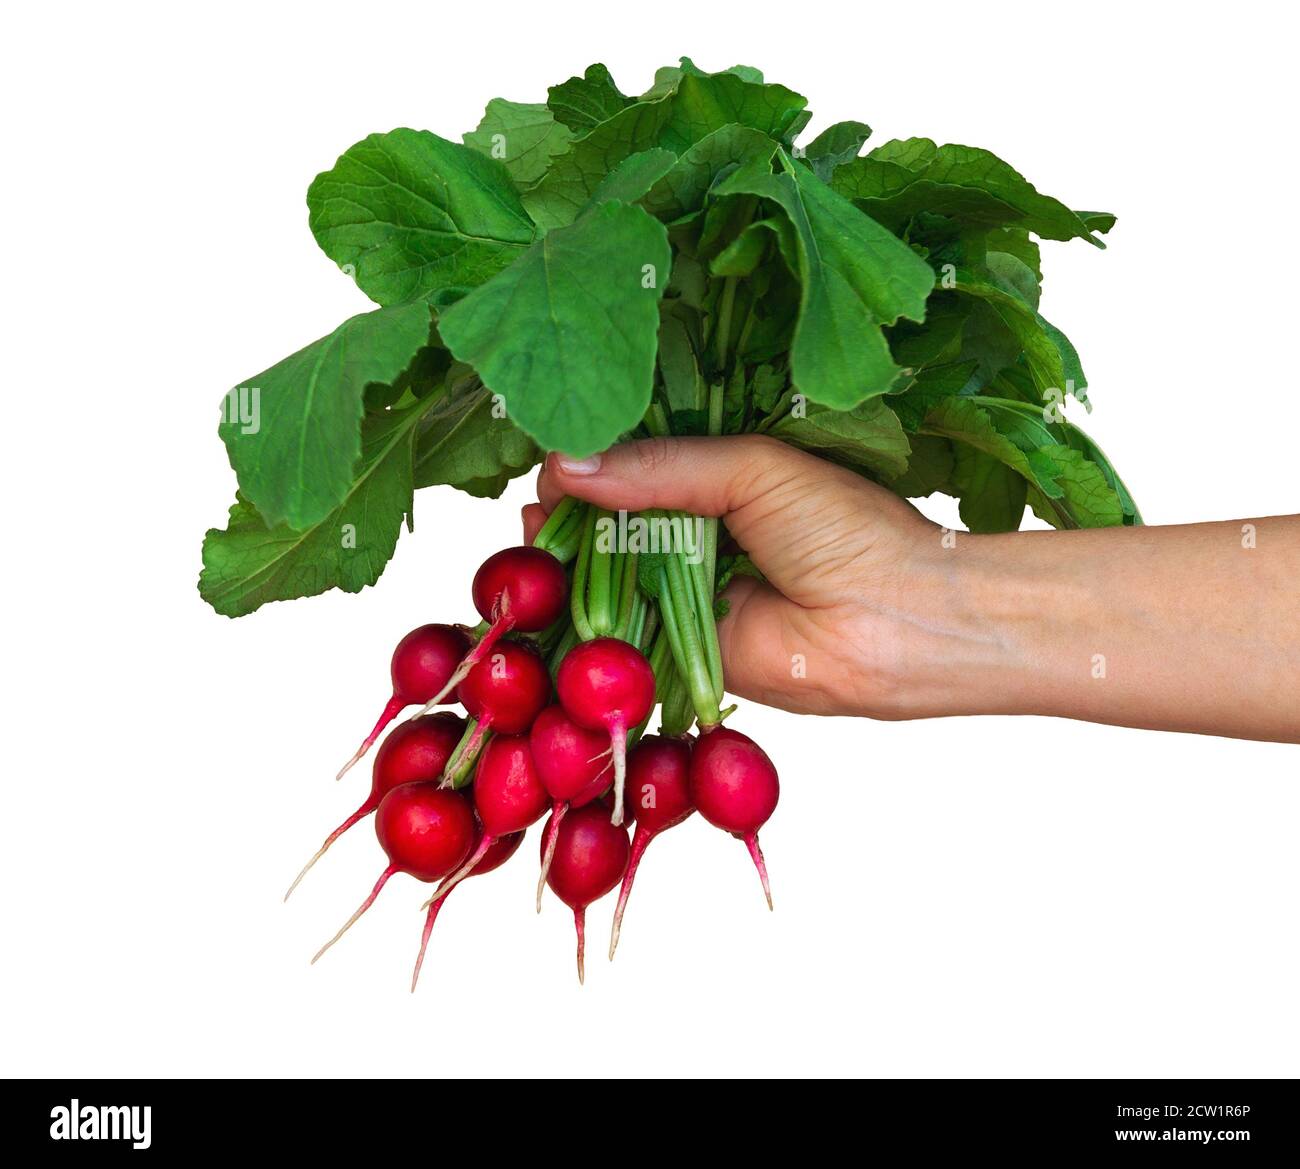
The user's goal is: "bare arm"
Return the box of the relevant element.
[526,436,1300,744]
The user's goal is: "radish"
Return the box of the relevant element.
[434,732,550,900]
[529,704,612,911]
[555,637,655,828]
[690,727,779,910]
[410,825,523,992]
[419,546,567,714]
[440,639,551,780]
[542,801,630,983]
[608,735,695,960]
[335,623,470,780]
[285,711,464,900]
[311,783,475,963]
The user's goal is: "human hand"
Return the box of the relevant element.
[524,435,987,720]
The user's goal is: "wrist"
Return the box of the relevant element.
[877,526,1082,721]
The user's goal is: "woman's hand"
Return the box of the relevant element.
[525,435,1300,743]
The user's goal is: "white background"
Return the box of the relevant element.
[3,0,1297,1079]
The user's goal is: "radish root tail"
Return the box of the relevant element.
[410,883,451,993]
[310,865,395,964]
[335,695,405,781]
[283,801,375,902]
[430,833,492,906]
[535,802,568,913]
[608,825,651,961]
[417,607,515,718]
[743,831,773,911]
[574,906,587,986]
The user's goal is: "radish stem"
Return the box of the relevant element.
[569,507,597,641]
[587,508,614,635]
[441,717,490,789]
[689,553,725,704]
[532,494,579,555]
[663,549,720,726]
[612,548,639,641]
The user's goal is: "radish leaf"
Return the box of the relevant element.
[463,100,574,185]
[548,64,631,131]
[438,200,671,457]
[219,302,432,530]
[716,149,935,407]
[308,129,535,306]
[202,398,434,617]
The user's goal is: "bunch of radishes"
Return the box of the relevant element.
[286,527,780,986]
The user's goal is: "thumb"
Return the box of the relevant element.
[538,435,866,603]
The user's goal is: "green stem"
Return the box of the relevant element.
[636,601,658,655]
[655,564,689,696]
[689,549,724,703]
[734,294,758,363]
[704,379,722,584]
[714,276,738,372]
[544,499,588,564]
[663,550,721,726]
[547,620,579,677]
[660,661,695,737]
[644,401,671,437]
[707,378,725,437]
[643,625,689,737]
[569,507,597,642]
[532,495,578,553]
[611,549,639,641]
[443,718,489,789]
[647,623,673,700]
[587,508,615,635]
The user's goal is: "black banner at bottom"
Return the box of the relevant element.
[4,1077,1295,1154]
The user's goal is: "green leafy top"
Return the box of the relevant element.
[202,57,1133,617]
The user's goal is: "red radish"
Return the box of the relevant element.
[529,705,612,911]
[543,802,630,983]
[419,547,567,714]
[285,712,464,900]
[434,732,550,901]
[690,727,779,910]
[608,735,694,960]
[335,624,470,780]
[311,783,475,963]
[441,640,551,778]
[555,638,655,828]
[410,825,523,992]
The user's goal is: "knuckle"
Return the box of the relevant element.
[730,434,806,499]
[736,433,801,466]
[632,436,678,476]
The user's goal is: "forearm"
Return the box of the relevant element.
[929,517,1300,742]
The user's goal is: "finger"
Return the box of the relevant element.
[539,436,806,519]
[713,575,794,701]
[536,458,563,512]
[539,435,878,602]
[521,503,548,546]
[716,576,846,717]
